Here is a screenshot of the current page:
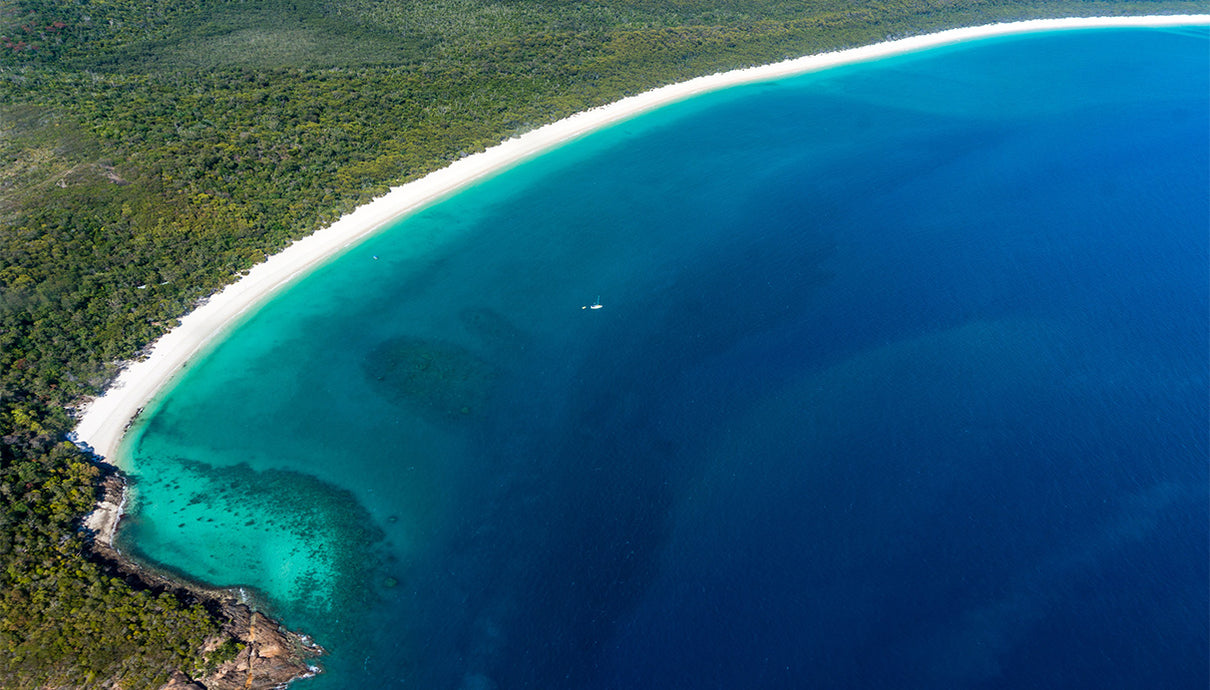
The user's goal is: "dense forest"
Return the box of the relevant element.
[1,0,1203,687]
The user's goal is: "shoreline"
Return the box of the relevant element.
[64,14,1205,688]
[74,13,1208,463]
[81,474,325,689]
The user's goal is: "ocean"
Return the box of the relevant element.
[114,25,1208,689]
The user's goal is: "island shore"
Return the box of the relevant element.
[74,13,1208,463]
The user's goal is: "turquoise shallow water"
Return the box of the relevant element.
[117,26,1208,689]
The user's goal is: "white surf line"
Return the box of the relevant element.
[73,14,1209,460]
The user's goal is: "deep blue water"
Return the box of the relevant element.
[117,26,1208,689]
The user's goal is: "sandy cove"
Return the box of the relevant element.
[73,14,1208,463]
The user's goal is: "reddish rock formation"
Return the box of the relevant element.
[191,606,322,690]
[83,473,323,690]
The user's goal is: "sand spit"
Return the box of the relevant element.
[72,14,1208,461]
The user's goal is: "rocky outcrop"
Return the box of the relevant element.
[191,606,322,690]
[80,471,323,690]
[161,671,206,690]
[82,474,126,548]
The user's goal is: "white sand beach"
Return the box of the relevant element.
[73,14,1208,461]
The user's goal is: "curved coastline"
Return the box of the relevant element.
[74,13,1208,463]
[62,15,1207,688]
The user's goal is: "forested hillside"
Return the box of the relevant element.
[1,1,1202,687]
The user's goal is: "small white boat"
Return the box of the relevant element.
[583,296,603,310]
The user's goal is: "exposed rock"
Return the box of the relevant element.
[161,671,206,690]
[82,470,323,690]
[82,474,126,547]
[195,607,323,690]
